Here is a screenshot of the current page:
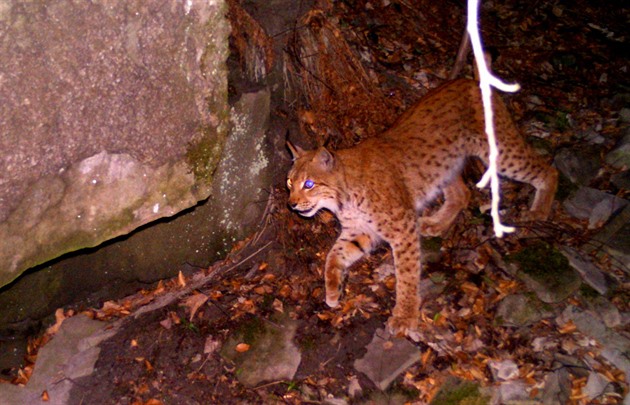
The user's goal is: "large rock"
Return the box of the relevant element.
[563,187,628,229]
[0,314,118,405]
[0,89,273,352]
[554,147,602,186]
[0,1,230,287]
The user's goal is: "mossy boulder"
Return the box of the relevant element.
[220,314,301,387]
[0,0,230,287]
[508,242,581,303]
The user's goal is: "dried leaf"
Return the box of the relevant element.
[272,298,284,313]
[159,317,173,330]
[278,284,292,297]
[461,282,479,296]
[168,311,181,325]
[182,293,209,321]
[45,308,67,335]
[317,312,333,321]
[209,290,223,300]
[421,349,434,366]
[135,382,150,394]
[178,271,187,287]
[235,343,250,353]
[559,320,577,334]
[254,285,272,295]
[154,280,166,294]
[204,336,221,354]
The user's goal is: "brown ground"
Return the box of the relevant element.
[6,0,630,403]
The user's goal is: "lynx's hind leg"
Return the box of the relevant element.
[488,104,558,221]
[420,175,471,236]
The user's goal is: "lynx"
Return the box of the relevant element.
[287,78,558,337]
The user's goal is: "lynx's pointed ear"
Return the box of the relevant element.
[314,147,335,171]
[287,141,306,161]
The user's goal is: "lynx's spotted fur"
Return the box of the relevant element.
[287,79,558,337]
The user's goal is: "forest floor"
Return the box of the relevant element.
[3,0,629,404]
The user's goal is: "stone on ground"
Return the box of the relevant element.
[563,187,628,229]
[0,315,116,405]
[554,147,602,186]
[560,247,608,295]
[353,328,420,391]
[496,294,547,327]
[220,315,301,387]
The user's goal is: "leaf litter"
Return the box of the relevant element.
[4,0,629,403]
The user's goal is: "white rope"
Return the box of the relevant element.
[467,0,518,237]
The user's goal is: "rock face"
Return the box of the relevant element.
[0,1,230,287]
[0,89,274,339]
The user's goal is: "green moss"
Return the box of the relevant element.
[431,379,489,405]
[507,241,571,290]
[260,294,275,312]
[527,291,553,312]
[394,383,420,399]
[46,206,137,260]
[534,110,571,132]
[186,126,225,183]
[186,0,229,184]
[180,318,200,333]
[236,316,267,345]
[298,334,317,351]
[579,284,600,299]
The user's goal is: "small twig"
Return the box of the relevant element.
[195,355,211,374]
[320,343,341,369]
[222,241,274,276]
[449,30,471,80]
[253,186,276,245]
[253,380,285,390]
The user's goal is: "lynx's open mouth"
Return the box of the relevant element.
[295,207,316,217]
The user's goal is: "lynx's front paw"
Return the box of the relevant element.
[387,315,419,339]
[325,257,344,308]
[325,290,340,308]
[387,302,420,339]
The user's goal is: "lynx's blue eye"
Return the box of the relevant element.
[303,179,315,189]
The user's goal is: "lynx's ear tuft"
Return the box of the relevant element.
[287,141,306,160]
[314,147,335,171]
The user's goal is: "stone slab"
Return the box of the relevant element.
[354,328,420,391]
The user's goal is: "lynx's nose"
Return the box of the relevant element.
[288,199,299,211]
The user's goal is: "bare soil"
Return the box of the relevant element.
[6,0,630,403]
